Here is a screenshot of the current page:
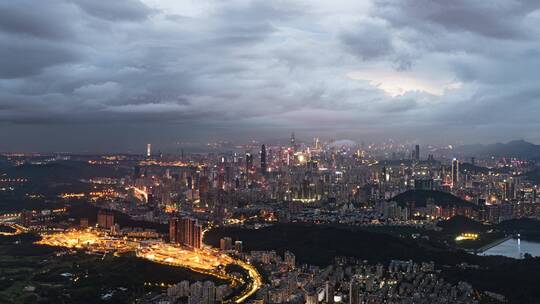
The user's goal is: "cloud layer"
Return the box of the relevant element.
[1,0,540,152]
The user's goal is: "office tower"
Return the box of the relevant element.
[414,144,420,161]
[452,158,459,187]
[97,210,114,229]
[260,144,267,174]
[471,157,475,166]
[146,143,152,158]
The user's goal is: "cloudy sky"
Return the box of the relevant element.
[1,0,540,152]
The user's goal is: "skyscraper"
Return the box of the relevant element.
[146,143,152,158]
[452,158,459,187]
[169,217,202,249]
[245,152,253,173]
[169,218,178,243]
[414,144,420,161]
[349,278,361,304]
[260,144,267,174]
[97,210,114,229]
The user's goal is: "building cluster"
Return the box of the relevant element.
[245,252,476,304]
[97,210,115,229]
[166,280,231,304]
[219,237,243,252]
[104,138,540,230]
[169,217,203,249]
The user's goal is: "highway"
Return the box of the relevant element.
[36,229,262,302]
[0,223,28,236]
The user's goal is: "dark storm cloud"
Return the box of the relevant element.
[375,0,540,39]
[0,0,76,40]
[0,34,80,78]
[1,0,540,152]
[340,21,393,60]
[70,0,153,21]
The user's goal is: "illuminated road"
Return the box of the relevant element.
[36,229,262,302]
[0,224,28,236]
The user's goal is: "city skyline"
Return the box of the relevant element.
[2,0,540,152]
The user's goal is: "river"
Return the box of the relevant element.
[480,238,540,259]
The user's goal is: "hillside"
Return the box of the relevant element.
[457,140,540,159]
[390,190,475,209]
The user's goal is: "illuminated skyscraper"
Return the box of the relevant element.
[452,158,459,187]
[260,144,267,174]
[245,152,253,173]
[146,143,152,158]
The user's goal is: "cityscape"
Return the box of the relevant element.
[2,138,540,303]
[2,1,540,304]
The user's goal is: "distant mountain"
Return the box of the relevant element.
[459,162,512,175]
[390,190,476,209]
[457,140,540,159]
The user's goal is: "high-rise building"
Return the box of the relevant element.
[325,281,334,304]
[146,143,152,158]
[193,223,202,249]
[452,158,460,187]
[414,145,420,161]
[349,279,361,304]
[202,281,216,304]
[189,281,203,304]
[290,132,296,151]
[245,152,253,173]
[97,210,114,229]
[234,240,243,252]
[169,218,178,243]
[260,144,267,174]
[199,176,209,197]
[220,237,233,251]
[169,217,201,249]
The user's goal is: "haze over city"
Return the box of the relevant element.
[2,0,540,152]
